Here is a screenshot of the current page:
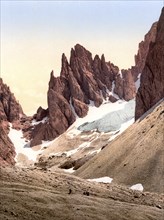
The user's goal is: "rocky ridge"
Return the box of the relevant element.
[0,13,158,152]
[131,22,157,81]
[135,8,164,120]
[31,44,136,146]
[31,21,157,147]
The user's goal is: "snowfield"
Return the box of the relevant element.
[9,98,136,166]
[8,124,43,165]
[78,100,135,132]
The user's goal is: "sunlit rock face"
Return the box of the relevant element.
[135,8,164,120]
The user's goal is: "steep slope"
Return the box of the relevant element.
[135,8,164,120]
[75,99,164,193]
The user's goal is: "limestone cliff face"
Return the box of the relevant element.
[135,8,164,120]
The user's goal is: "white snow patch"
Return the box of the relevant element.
[32,117,48,126]
[41,140,55,148]
[130,184,144,192]
[8,124,43,164]
[63,167,75,173]
[135,73,141,91]
[65,148,79,157]
[88,177,113,183]
[87,148,101,155]
[69,98,78,119]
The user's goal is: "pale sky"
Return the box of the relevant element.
[1,0,163,115]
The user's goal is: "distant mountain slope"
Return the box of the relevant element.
[75,99,164,193]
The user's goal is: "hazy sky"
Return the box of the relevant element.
[1,0,163,114]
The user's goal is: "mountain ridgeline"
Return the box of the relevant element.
[0,8,161,165]
[30,20,157,146]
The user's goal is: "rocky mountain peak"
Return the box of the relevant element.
[31,43,138,146]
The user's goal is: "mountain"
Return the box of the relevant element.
[30,45,136,146]
[30,20,157,147]
[135,8,164,120]
[74,8,164,193]
[0,8,159,166]
[0,7,163,220]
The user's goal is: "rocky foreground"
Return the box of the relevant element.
[0,166,163,220]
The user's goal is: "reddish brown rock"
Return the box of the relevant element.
[135,8,164,120]
[122,69,136,101]
[31,88,76,146]
[108,95,118,103]
[0,78,24,124]
[0,121,15,166]
[72,98,89,118]
[132,22,157,81]
[0,78,27,165]
[114,74,124,99]
[31,44,139,145]
[0,78,25,165]
[32,34,158,145]
[70,44,103,106]
[34,106,48,121]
